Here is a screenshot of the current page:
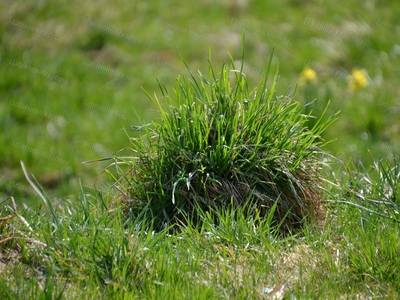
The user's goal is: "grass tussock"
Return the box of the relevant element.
[114,48,339,231]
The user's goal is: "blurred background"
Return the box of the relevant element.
[1,0,399,205]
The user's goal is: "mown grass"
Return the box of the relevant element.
[1,0,400,298]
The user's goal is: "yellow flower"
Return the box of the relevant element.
[299,67,317,85]
[348,68,368,90]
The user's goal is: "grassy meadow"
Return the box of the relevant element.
[1,0,400,298]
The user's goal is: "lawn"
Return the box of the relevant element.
[1,0,400,298]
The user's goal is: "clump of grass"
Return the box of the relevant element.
[116,47,338,231]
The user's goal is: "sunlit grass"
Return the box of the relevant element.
[1,1,400,298]
[1,161,399,298]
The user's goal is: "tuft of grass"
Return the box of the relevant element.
[114,47,339,231]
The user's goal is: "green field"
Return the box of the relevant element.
[1,1,400,298]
